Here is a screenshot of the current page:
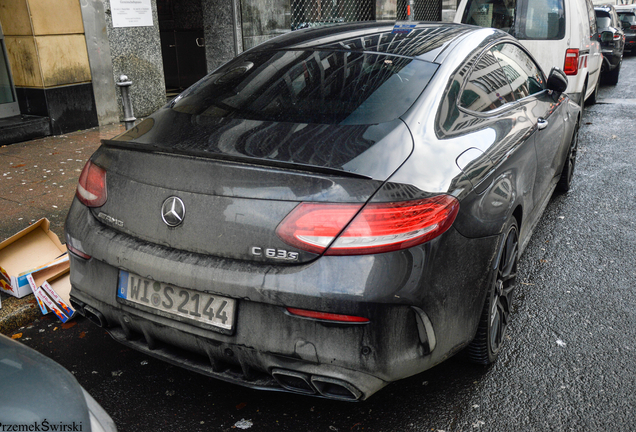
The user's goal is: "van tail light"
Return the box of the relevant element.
[76,160,107,207]
[631,25,636,30]
[276,195,460,256]
[563,49,579,75]
[613,34,621,40]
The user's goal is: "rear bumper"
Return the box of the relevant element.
[65,199,499,400]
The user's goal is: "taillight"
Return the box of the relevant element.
[613,34,621,40]
[631,25,636,30]
[563,48,579,75]
[76,160,107,207]
[286,307,370,323]
[276,195,460,256]
[66,234,92,260]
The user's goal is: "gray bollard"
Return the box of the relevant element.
[116,74,136,130]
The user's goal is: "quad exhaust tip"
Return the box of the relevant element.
[272,368,362,401]
[71,297,107,328]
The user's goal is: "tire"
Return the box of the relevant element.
[587,76,599,105]
[467,218,519,365]
[607,60,621,86]
[556,119,579,193]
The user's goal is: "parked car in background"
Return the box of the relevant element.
[0,334,117,431]
[616,5,636,53]
[595,4,624,84]
[65,22,581,401]
[455,0,603,106]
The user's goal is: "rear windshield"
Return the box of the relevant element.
[462,0,566,40]
[619,12,636,25]
[595,11,611,29]
[170,50,438,125]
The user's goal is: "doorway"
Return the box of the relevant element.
[0,21,19,119]
[157,0,208,99]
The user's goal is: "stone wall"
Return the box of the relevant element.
[101,0,166,119]
[203,0,241,73]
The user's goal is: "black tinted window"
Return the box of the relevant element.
[619,12,636,25]
[595,9,612,29]
[596,16,611,28]
[462,0,565,40]
[171,50,438,125]
[492,43,545,99]
[460,50,514,112]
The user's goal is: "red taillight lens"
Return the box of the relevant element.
[631,25,636,30]
[563,48,579,75]
[67,243,91,260]
[613,34,621,40]
[286,307,370,323]
[276,195,460,256]
[76,160,107,207]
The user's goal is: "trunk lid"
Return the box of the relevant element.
[89,113,413,264]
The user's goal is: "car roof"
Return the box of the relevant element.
[594,4,615,12]
[249,21,483,63]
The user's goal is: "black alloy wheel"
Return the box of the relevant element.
[556,120,579,193]
[468,219,519,365]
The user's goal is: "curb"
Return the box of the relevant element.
[0,294,43,336]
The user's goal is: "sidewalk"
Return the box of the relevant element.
[0,123,125,334]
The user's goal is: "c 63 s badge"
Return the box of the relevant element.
[251,247,298,261]
[98,212,124,227]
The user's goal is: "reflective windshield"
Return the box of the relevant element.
[595,11,611,29]
[462,0,566,40]
[618,12,636,25]
[171,50,438,125]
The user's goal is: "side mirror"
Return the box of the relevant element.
[546,67,568,94]
[601,31,614,42]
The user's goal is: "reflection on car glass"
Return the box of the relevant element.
[295,26,467,58]
[460,50,513,112]
[491,43,544,99]
[172,50,438,125]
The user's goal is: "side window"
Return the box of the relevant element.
[492,43,546,99]
[459,50,515,112]
[517,0,565,40]
[461,0,517,33]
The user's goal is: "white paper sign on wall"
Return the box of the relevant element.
[110,0,154,28]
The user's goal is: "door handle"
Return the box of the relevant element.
[537,118,548,130]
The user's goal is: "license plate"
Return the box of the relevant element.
[117,271,236,331]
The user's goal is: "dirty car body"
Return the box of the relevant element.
[65,22,580,400]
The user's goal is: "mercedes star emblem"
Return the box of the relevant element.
[161,196,185,227]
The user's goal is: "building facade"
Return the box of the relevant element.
[0,0,441,144]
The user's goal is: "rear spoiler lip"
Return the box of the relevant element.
[101,139,374,180]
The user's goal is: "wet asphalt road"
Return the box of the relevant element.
[11,55,636,431]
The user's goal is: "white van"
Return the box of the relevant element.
[454,0,602,106]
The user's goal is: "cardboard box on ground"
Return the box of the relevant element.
[0,218,75,322]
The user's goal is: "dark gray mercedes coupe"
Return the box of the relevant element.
[65,21,579,400]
